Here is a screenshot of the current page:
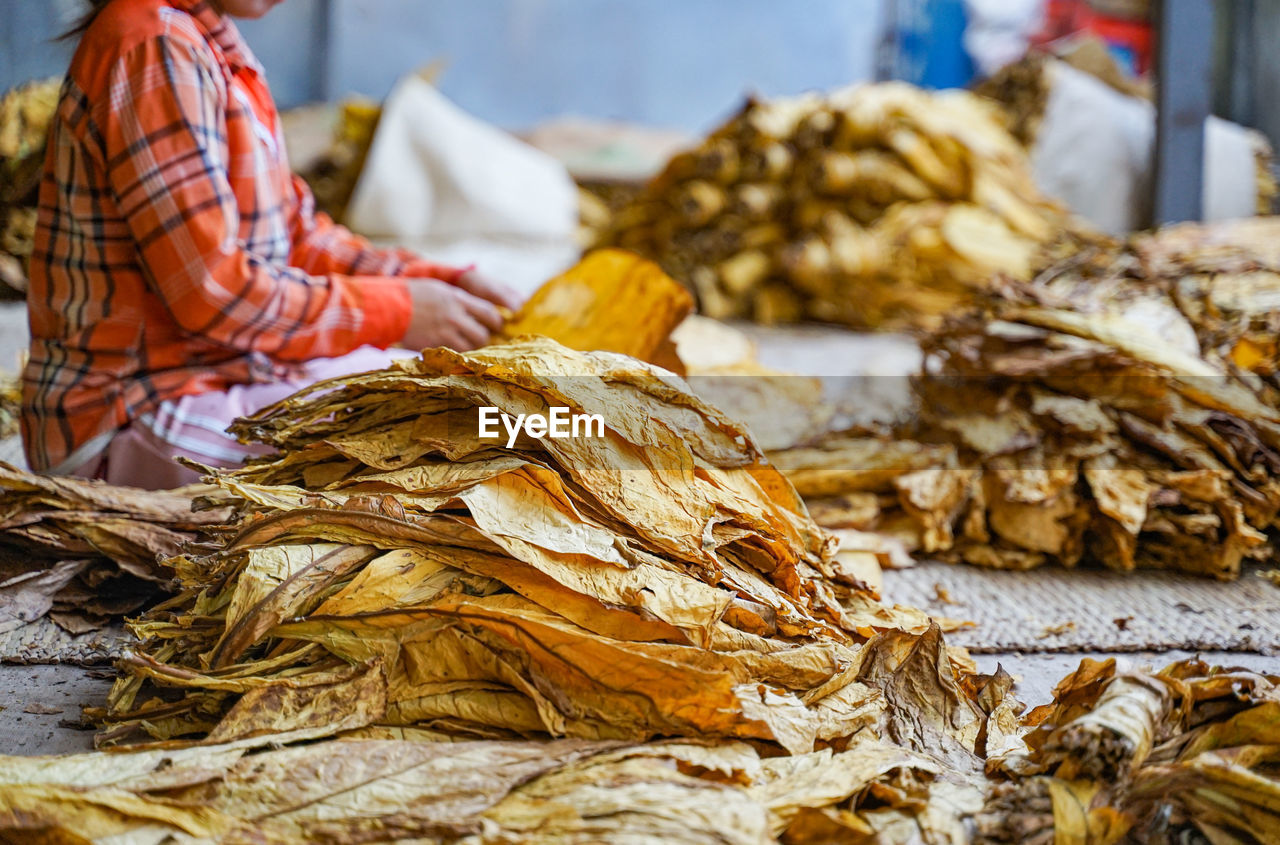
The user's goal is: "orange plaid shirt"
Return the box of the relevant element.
[24,0,457,474]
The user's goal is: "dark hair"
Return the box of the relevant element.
[58,0,115,41]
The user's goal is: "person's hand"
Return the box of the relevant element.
[401,259,522,312]
[455,269,522,312]
[401,279,503,351]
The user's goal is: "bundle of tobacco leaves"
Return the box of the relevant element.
[96,338,1014,784]
[914,274,1279,580]
[0,77,59,297]
[593,82,1096,330]
[974,657,1280,844]
[497,247,693,374]
[770,221,1280,579]
[0,464,227,633]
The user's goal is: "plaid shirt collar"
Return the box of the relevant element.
[168,0,263,75]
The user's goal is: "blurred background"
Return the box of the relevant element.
[5,0,884,132]
[1,0,1276,145]
[5,0,1278,319]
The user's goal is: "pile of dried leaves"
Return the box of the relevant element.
[0,464,227,634]
[975,657,1280,844]
[8,652,1277,842]
[0,334,1039,843]
[0,77,59,297]
[772,221,1280,580]
[1,287,1276,839]
[593,82,1095,330]
[95,337,962,748]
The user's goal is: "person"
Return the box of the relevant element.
[22,0,521,490]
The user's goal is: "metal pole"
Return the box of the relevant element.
[1151,0,1215,225]
[317,0,338,103]
[1221,0,1256,127]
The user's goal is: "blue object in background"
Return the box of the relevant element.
[882,0,974,89]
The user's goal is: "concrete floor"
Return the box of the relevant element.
[0,664,113,755]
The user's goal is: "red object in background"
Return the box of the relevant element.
[1077,7,1153,73]
[1033,0,1086,44]
[1030,0,1153,76]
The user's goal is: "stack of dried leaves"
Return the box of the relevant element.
[593,82,1094,330]
[25,335,1048,844]
[912,265,1279,580]
[974,657,1280,844]
[0,464,227,634]
[772,222,1280,580]
[0,77,59,297]
[7,652,1278,842]
[96,338,972,748]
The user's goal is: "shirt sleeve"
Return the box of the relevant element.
[288,175,471,283]
[100,35,411,361]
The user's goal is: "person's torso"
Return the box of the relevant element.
[23,0,299,470]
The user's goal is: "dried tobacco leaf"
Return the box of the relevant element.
[498,247,694,373]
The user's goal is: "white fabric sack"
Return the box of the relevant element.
[1032,61,1262,235]
[346,74,578,243]
[963,0,1043,77]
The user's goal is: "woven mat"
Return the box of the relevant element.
[884,560,1280,654]
[0,619,132,665]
